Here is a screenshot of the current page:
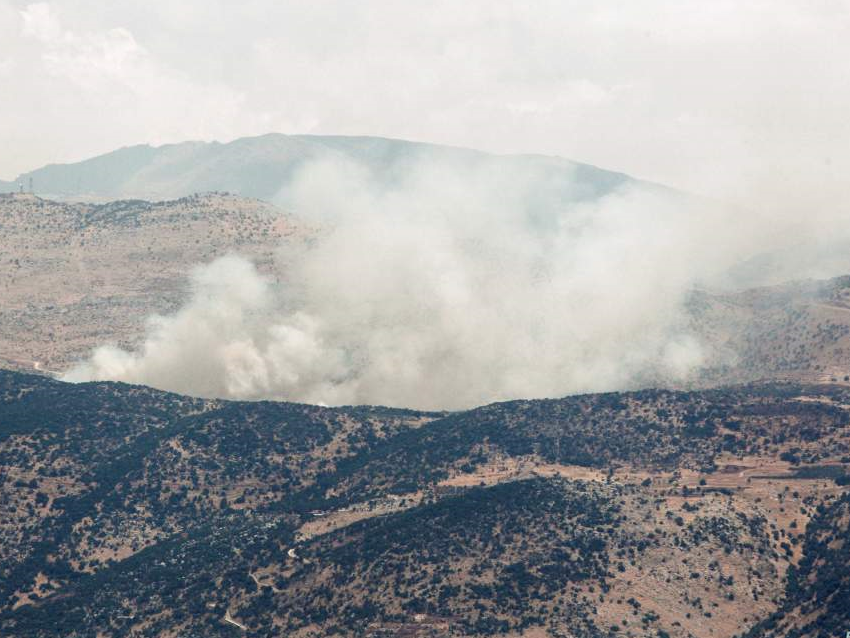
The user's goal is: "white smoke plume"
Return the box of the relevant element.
[65,154,760,409]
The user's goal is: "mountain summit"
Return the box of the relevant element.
[0,134,650,204]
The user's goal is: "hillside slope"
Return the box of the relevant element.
[690,276,850,388]
[0,371,848,637]
[0,192,305,374]
[745,490,850,638]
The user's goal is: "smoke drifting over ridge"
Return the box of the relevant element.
[63,153,795,409]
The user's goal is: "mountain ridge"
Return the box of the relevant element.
[0,133,657,204]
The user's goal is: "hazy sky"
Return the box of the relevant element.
[2,0,850,200]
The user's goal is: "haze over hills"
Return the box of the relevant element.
[5,1,850,636]
[2,135,722,409]
[4,185,850,407]
[1,115,849,638]
[0,134,645,207]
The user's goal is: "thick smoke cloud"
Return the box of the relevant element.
[63,256,348,404]
[65,154,758,409]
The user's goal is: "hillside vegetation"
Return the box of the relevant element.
[0,370,848,637]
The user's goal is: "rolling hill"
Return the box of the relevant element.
[0,370,848,637]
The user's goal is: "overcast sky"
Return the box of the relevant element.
[2,0,849,202]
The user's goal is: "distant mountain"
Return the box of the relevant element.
[0,133,652,204]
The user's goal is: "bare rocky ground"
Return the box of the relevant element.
[0,192,305,374]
